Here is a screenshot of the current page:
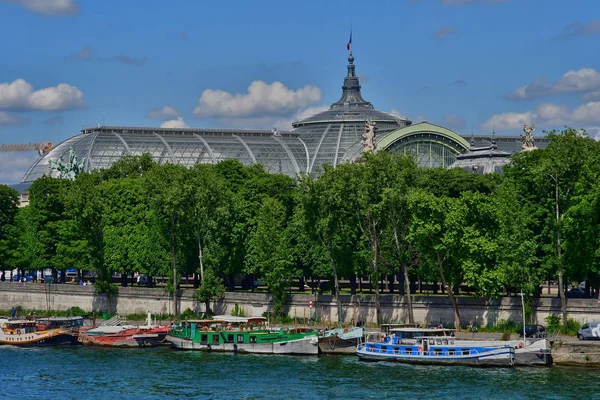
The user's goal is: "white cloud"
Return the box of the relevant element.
[481,101,600,132]
[442,114,466,130]
[213,104,329,131]
[160,117,188,129]
[582,90,600,101]
[441,0,508,5]
[434,25,457,41]
[0,79,85,111]
[193,80,321,118]
[1,0,79,16]
[147,105,181,120]
[111,55,149,66]
[507,68,600,101]
[559,19,600,39]
[583,126,600,140]
[0,152,40,184]
[0,111,29,125]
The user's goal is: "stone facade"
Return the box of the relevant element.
[1,282,599,327]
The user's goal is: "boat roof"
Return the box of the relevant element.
[390,327,455,332]
[185,316,267,324]
[4,319,36,325]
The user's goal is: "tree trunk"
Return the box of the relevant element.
[349,274,357,296]
[171,216,178,317]
[437,253,460,329]
[121,273,127,287]
[205,299,212,316]
[328,248,343,326]
[555,174,567,329]
[372,220,381,327]
[393,225,414,324]
[197,234,205,281]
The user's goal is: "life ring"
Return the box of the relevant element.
[418,346,423,353]
[343,328,348,333]
[518,342,525,349]
[380,334,385,341]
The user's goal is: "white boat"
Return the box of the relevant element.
[357,334,515,367]
[387,327,551,366]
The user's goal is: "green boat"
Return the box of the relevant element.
[166,316,319,355]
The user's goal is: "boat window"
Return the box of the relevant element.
[394,347,400,354]
[250,336,256,343]
[227,334,234,343]
[429,339,435,345]
[442,339,448,345]
[212,334,220,344]
[200,334,208,345]
[462,349,470,355]
[448,349,455,356]
[380,345,387,353]
[237,334,244,343]
[434,349,442,355]
[436,339,442,345]
[405,348,412,355]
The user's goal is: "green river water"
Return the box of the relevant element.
[0,346,594,399]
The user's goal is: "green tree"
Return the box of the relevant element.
[145,163,188,316]
[195,267,225,315]
[0,185,19,269]
[408,190,467,328]
[245,197,296,316]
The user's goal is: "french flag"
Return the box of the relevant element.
[347,30,352,51]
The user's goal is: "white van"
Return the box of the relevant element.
[578,322,600,340]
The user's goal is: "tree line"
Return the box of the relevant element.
[1,128,599,328]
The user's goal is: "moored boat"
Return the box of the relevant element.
[0,318,77,346]
[78,313,170,347]
[387,326,551,366]
[166,316,319,355]
[318,326,364,354]
[357,334,515,367]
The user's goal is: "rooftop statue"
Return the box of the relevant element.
[50,147,85,180]
[362,120,377,153]
[521,124,537,152]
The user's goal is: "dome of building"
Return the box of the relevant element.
[292,52,411,174]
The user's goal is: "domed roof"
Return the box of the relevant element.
[292,53,408,127]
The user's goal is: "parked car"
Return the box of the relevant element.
[567,287,592,298]
[518,324,547,338]
[252,279,266,288]
[578,322,600,340]
[137,274,148,286]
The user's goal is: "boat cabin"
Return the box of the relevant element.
[1,320,37,335]
[390,327,454,343]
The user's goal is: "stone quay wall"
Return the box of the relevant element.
[1,282,600,327]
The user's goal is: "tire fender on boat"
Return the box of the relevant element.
[518,342,525,349]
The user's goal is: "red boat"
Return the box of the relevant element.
[78,314,170,347]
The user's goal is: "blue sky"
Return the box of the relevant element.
[1,0,599,183]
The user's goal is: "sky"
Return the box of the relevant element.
[0,0,599,183]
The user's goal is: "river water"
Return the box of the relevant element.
[0,346,594,399]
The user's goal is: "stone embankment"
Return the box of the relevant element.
[3,282,600,365]
[2,282,600,326]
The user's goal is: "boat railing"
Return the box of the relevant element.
[99,315,124,327]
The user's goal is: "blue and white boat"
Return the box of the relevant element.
[357,334,515,367]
